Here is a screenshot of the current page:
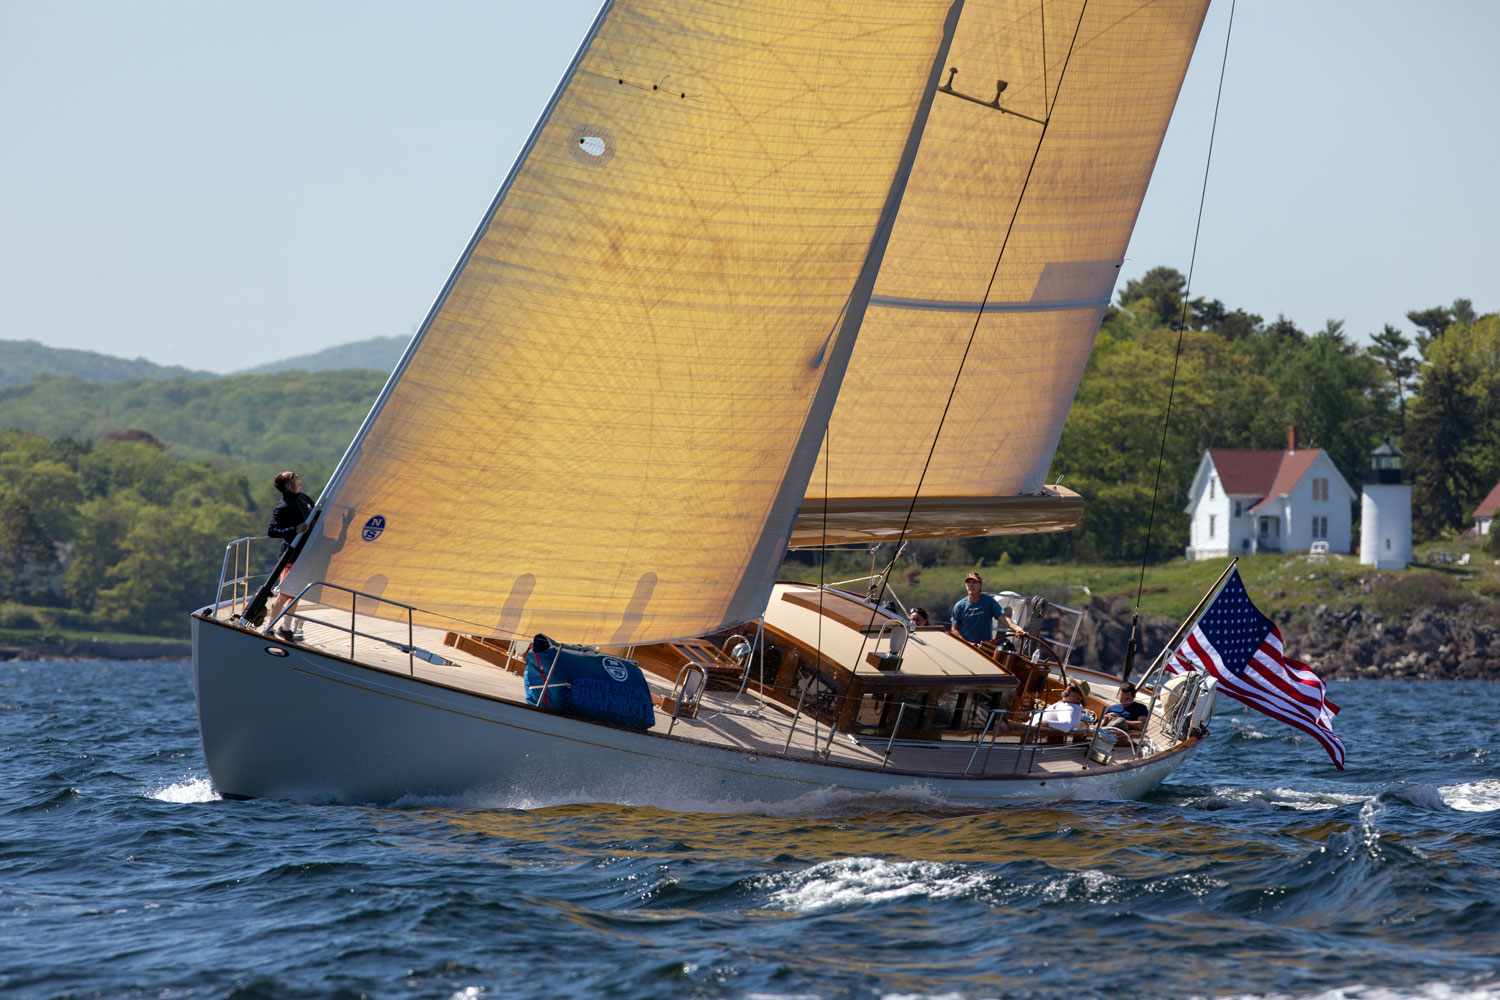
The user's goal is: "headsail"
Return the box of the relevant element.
[285,0,963,644]
[803,0,1210,544]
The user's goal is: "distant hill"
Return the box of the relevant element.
[233,336,407,375]
[0,339,215,387]
[0,370,383,481]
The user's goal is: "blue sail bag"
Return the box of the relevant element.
[523,635,655,731]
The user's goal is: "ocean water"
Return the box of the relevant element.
[1,661,1497,1000]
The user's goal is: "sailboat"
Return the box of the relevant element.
[193,0,1218,806]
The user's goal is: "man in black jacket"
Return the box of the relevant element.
[264,470,313,640]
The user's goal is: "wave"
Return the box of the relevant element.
[1438,779,1500,812]
[1376,783,1455,811]
[1180,785,1370,812]
[754,856,990,913]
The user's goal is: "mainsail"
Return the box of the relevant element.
[285,0,964,645]
[801,0,1210,544]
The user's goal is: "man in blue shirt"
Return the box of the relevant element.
[1101,681,1149,732]
[950,572,1017,645]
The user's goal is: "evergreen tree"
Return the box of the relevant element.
[1369,323,1418,432]
[1407,305,1454,355]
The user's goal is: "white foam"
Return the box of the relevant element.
[1039,867,1121,902]
[147,777,220,803]
[1207,980,1500,1000]
[447,988,485,1000]
[758,857,987,913]
[1439,779,1500,812]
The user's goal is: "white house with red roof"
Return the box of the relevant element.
[1475,481,1500,536]
[1184,427,1357,560]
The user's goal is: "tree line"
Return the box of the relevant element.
[2,266,1495,636]
[966,267,1497,565]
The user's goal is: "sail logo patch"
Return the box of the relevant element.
[601,657,631,683]
[361,515,386,542]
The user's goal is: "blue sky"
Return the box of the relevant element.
[2,1,1495,374]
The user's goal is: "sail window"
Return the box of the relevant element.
[568,126,614,165]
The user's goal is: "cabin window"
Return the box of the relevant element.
[1208,515,1216,538]
[791,664,836,709]
[928,691,961,730]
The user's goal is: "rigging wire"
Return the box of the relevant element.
[864,2,1091,600]
[1130,0,1238,632]
[813,2,1094,758]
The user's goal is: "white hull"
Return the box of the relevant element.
[193,613,1199,808]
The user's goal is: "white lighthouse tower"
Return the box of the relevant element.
[1360,440,1411,569]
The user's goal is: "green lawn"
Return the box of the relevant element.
[782,535,1499,624]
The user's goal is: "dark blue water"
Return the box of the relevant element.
[2,661,1497,1000]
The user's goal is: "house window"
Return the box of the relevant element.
[1233,500,1242,517]
[1209,478,1216,500]
[1386,537,1391,550]
[1209,515,1216,538]
[1311,516,1328,539]
[1312,477,1328,502]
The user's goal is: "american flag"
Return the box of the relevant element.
[1166,568,1345,769]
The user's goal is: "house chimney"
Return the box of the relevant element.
[1288,424,1299,451]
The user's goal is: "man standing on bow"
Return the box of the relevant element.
[950,572,1018,646]
[263,470,313,641]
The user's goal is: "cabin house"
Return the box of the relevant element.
[1184,427,1356,561]
[1476,481,1500,536]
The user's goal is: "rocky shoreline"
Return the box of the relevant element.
[1068,594,1500,682]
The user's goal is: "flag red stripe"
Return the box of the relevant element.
[1185,629,1326,725]
[1245,654,1326,711]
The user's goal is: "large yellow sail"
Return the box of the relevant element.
[804,0,1209,543]
[285,0,962,644]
